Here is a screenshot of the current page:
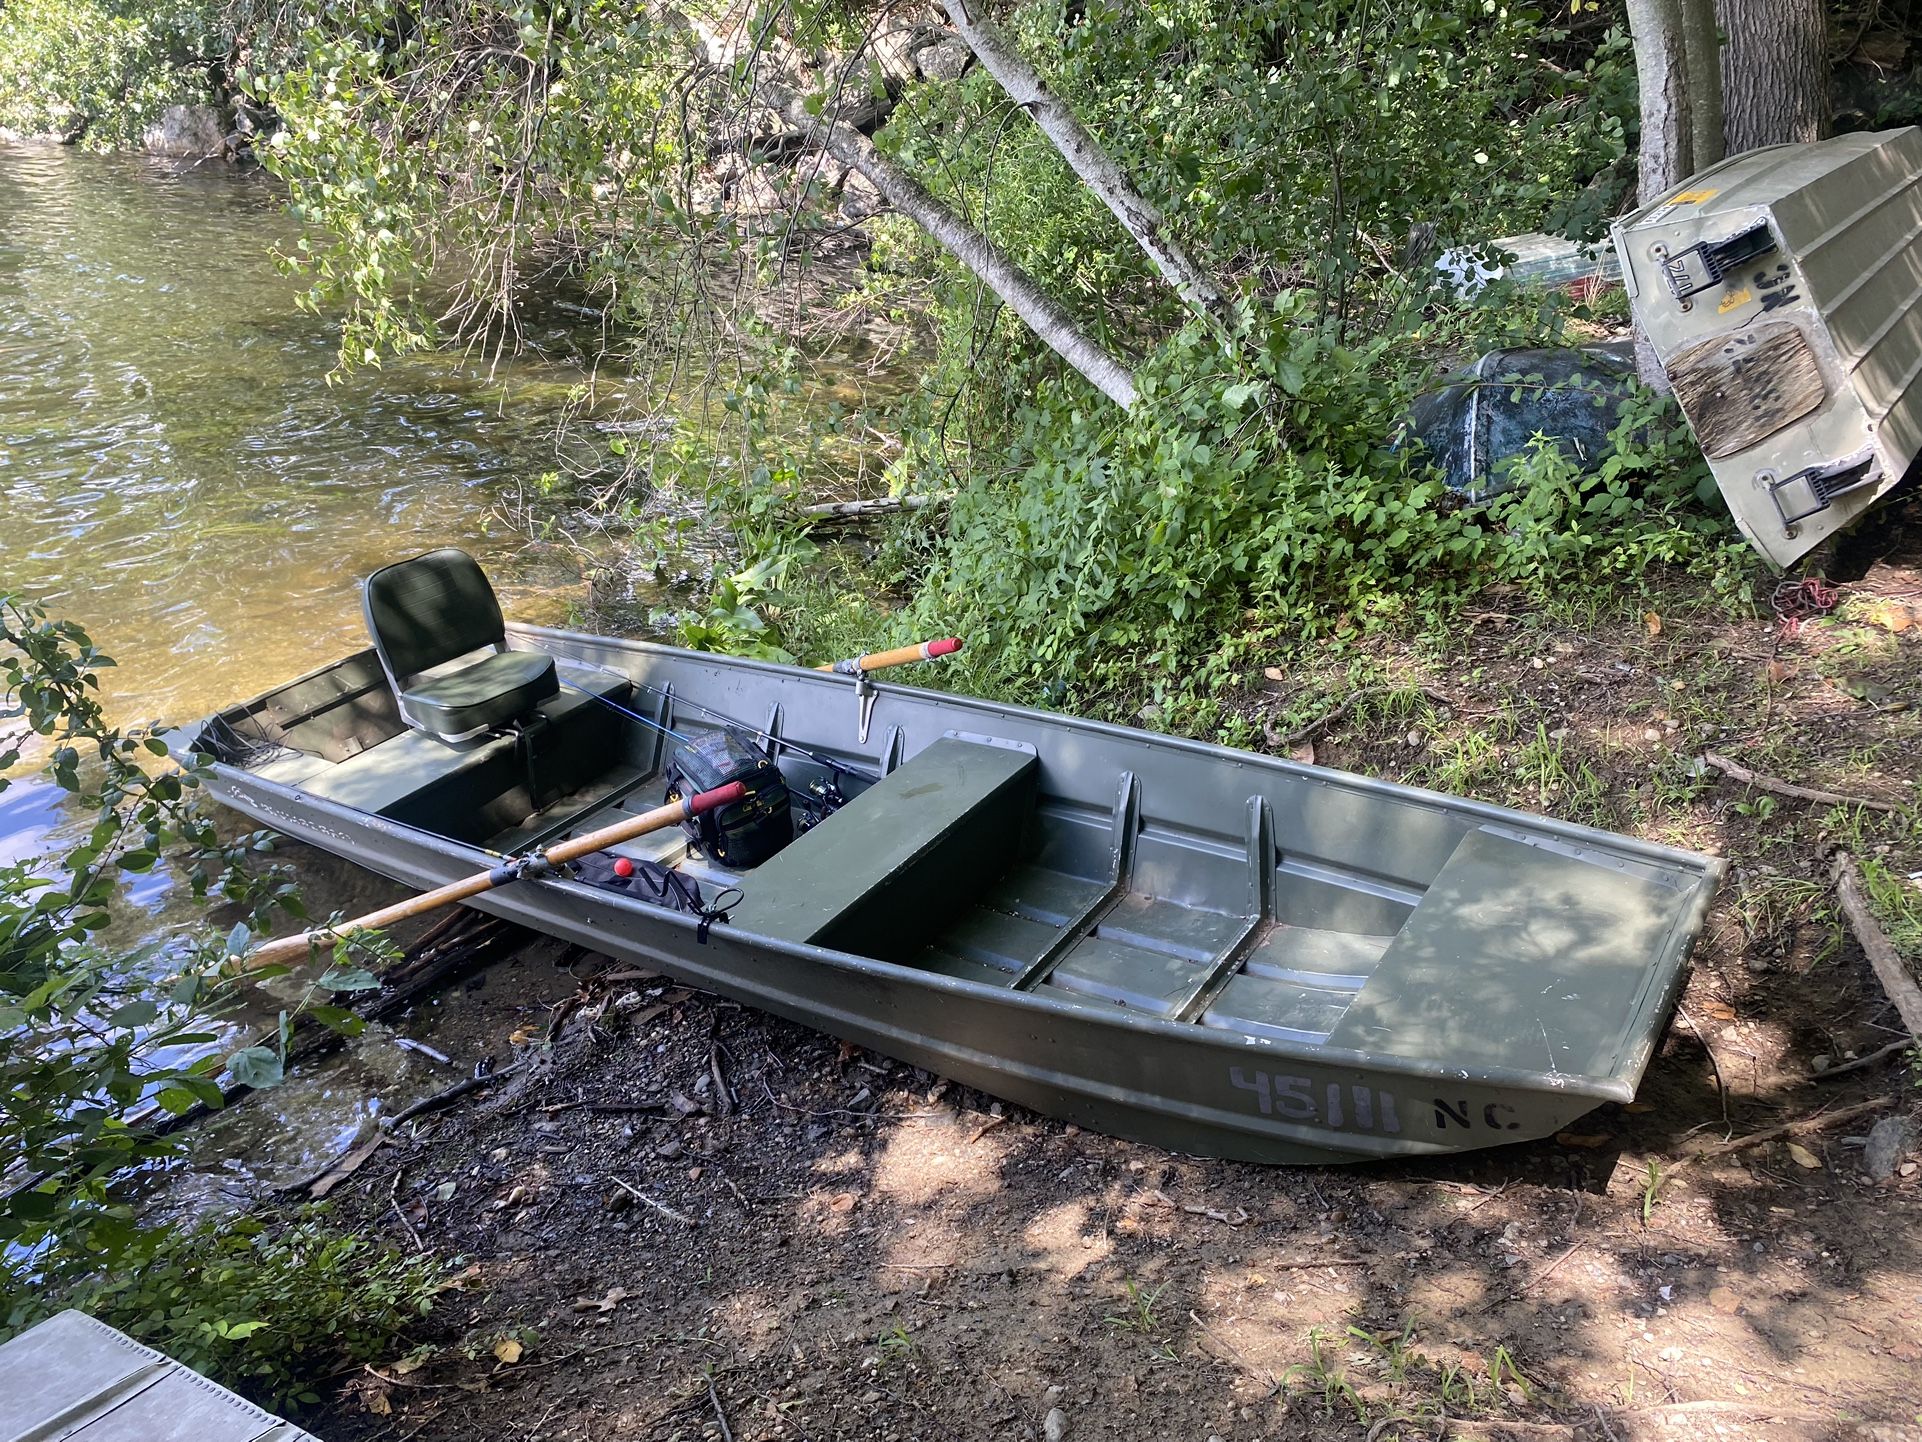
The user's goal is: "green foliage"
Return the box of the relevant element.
[252,0,702,371]
[893,0,1636,416]
[0,596,365,1289]
[1859,855,1922,959]
[898,299,1753,723]
[0,0,227,148]
[27,1208,443,1410]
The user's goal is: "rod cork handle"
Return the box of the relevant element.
[244,782,748,972]
[816,637,964,675]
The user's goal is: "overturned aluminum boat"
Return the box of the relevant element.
[182,559,1721,1165]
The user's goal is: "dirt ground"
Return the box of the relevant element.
[283,508,1922,1442]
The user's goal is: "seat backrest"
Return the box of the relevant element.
[363,549,505,682]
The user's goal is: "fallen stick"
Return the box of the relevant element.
[1813,1038,1915,1080]
[1831,850,1922,1041]
[389,1169,424,1252]
[799,494,940,522]
[1701,752,1905,814]
[1676,1096,1893,1167]
[706,1377,736,1442]
[611,1175,699,1228]
[385,1064,525,1128]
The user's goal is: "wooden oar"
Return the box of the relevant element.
[815,637,962,674]
[245,782,747,972]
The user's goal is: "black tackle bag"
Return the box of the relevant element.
[665,729,793,868]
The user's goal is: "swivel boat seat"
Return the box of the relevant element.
[362,548,558,744]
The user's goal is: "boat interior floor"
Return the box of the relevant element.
[229,650,1690,1077]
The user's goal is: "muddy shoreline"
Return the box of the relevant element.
[204,522,1922,1442]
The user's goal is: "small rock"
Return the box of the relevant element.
[1043,1407,1069,1442]
[1862,1116,1915,1181]
[1708,1285,1742,1315]
[1042,1385,1064,1407]
[1642,726,1662,743]
[604,1188,634,1213]
[914,35,974,82]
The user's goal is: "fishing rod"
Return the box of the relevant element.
[557,674,874,782]
[560,638,965,780]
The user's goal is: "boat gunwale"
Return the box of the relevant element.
[187,625,1726,1108]
[510,621,1732,881]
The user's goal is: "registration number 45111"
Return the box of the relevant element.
[1229,1066,1401,1134]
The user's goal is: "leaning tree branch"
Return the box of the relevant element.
[759,80,1138,407]
[940,0,1232,334]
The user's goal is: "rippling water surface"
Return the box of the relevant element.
[0,144,620,1204]
[0,145,592,733]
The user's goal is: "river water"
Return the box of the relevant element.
[0,146,594,733]
[0,143,910,1210]
[0,143,626,1204]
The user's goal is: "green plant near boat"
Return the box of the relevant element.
[1102,1277,1167,1336]
[1639,1159,1670,1223]
[1283,1327,1368,1423]
[40,1208,444,1410]
[0,597,367,1291]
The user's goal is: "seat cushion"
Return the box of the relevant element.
[400,650,558,737]
[364,549,509,680]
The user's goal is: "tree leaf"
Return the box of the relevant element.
[228,1045,284,1089]
[108,1000,159,1029]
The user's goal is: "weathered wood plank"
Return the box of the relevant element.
[1667,320,1825,458]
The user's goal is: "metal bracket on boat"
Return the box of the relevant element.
[486,852,561,886]
[853,669,878,745]
[825,655,880,743]
[1762,447,1881,533]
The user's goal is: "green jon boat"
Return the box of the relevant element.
[182,550,1724,1165]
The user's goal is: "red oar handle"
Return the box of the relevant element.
[816,637,963,675]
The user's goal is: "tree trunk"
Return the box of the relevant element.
[1681,0,1725,171]
[941,0,1232,332]
[1626,0,1697,391]
[762,82,1138,407]
[1628,0,1696,206]
[1717,0,1829,152]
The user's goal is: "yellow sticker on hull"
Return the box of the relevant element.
[1717,287,1753,313]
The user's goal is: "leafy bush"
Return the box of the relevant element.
[896,300,1753,721]
[0,597,372,1289]
[15,1208,443,1410]
[0,0,228,147]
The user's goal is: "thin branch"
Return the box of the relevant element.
[1701,751,1905,814]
